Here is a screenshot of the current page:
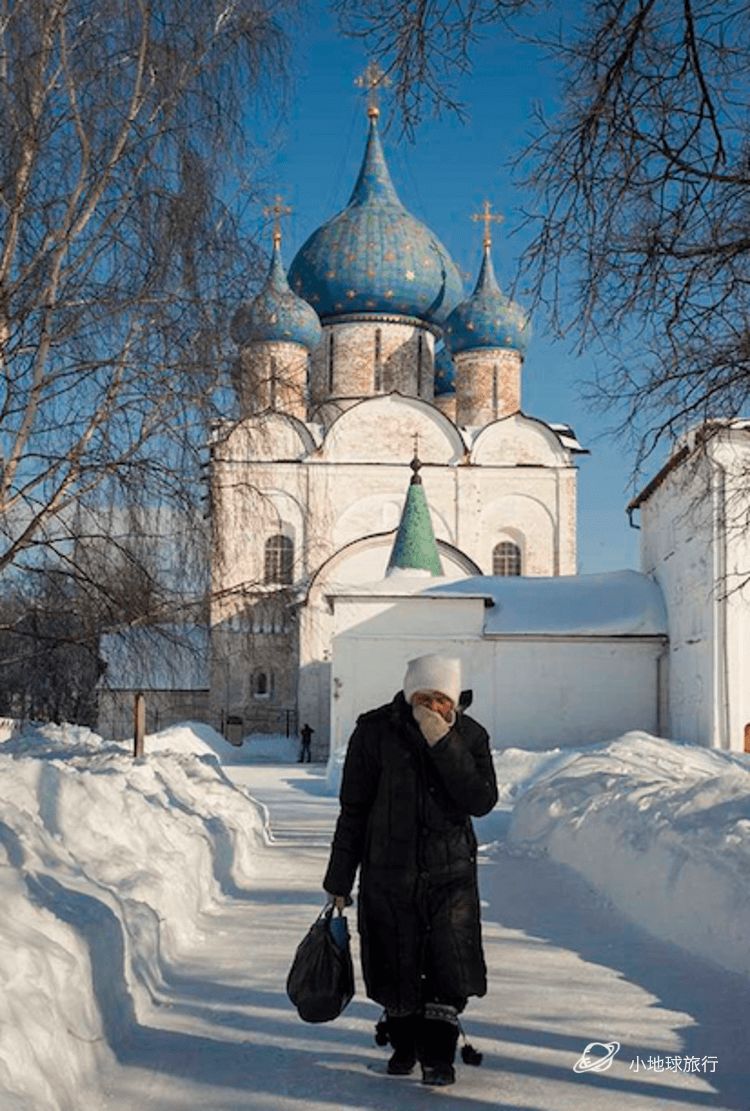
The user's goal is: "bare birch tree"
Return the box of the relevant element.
[0,0,294,579]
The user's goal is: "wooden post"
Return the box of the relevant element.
[134,691,146,758]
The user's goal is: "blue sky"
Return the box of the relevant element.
[249,4,646,573]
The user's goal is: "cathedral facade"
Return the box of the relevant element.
[208,103,585,749]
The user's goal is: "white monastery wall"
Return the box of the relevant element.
[639,457,716,746]
[330,605,664,776]
[712,435,750,752]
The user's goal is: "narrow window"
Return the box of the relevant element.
[327,331,335,393]
[270,355,277,409]
[493,540,522,576]
[374,328,382,391]
[492,364,499,417]
[264,534,294,585]
[416,333,424,394]
[252,670,272,699]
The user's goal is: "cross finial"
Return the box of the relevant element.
[355,60,392,119]
[471,200,504,249]
[263,195,293,248]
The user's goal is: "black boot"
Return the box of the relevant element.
[385,1013,418,1075]
[417,1013,459,1087]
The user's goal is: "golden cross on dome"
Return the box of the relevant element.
[264,195,292,248]
[355,60,392,119]
[471,200,504,249]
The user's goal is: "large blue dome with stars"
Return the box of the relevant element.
[444,245,530,355]
[288,115,463,326]
[231,238,322,351]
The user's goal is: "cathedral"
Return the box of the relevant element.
[208,93,586,749]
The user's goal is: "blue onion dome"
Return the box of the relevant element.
[287,114,463,325]
[231,237,322,350]
[443,244,530,355]
[434,345,455,395]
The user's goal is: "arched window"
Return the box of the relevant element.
[493,540,522,576]
[492,364,499,417]
[252,669,272,699]
[264,534,293,584]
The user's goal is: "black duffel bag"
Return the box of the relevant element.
[287,903,354,1023]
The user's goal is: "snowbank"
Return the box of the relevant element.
[0,722,269,1110]
[143,722,299,764]
[502,732,750,979]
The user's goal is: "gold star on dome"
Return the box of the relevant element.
[384,250,396,262]
[346,289,357,298]
[385,289,394,298]
[405,270,415,281]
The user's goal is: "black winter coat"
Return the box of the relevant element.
[323,691,498,1015]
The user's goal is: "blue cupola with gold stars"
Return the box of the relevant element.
[444,238,530,356]
[231,235,322,352]
[288,106,462,327]
[231,209,320,421]
[446,202,530,427]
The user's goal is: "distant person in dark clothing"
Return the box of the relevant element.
[323,654,497,1087]
[298,723,314,763]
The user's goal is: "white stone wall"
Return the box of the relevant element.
[309,320,435,405]
[639,457,716,746]
[709,433,750,752]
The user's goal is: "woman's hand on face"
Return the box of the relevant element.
[411,690,455,722]
[412,702,455,746]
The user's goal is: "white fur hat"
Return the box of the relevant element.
[403,654,461,705]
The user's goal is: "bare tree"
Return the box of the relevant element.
[0,0,295,580]
[336,0,750,478]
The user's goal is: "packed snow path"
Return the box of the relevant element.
[102,763,748,1111]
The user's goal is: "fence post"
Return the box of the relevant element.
[133,691,146,758]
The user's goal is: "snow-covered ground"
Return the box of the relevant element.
[1,721,748,1109]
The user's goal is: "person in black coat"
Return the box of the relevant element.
[323,653,498,1087]
[298,722,314,763]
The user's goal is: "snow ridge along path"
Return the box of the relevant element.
[2,724,746,1106]
[101,761,747,1111]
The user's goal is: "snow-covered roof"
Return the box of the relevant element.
[99,626,209,690]
[424,570,667,637]
[546,421,586,453]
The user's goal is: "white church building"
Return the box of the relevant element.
[202,96,750,762]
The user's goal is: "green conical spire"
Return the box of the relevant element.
[386,447,443,577]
